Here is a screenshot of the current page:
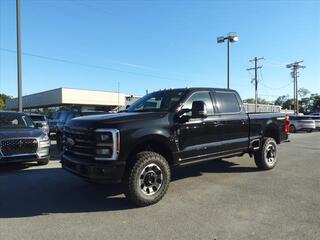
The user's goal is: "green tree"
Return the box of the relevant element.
[243,98,255,104]
[243,98,270,104]
[0,94,11,110]
[0,98,4,110]
[298,88,311,98]
[310,94,320,112]
[274,95,289,106]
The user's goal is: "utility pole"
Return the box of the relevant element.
[16,0,23,112]
[286,61,306,114]
[247,57,264,112]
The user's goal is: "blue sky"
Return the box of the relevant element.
[1,0,319,101]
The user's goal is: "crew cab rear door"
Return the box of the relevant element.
[212,90,249,153]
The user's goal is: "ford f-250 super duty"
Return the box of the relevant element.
[61,88,289,206]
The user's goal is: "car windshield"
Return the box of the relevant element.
[126,90,186,112]
[0,113,35,129]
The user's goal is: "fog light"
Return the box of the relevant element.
[96,148,111,155]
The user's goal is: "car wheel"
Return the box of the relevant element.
[254,137,278,170]
[289,125,296,133]
[37,158,49,166]
[306,129,313,133]
[124,151,171,207]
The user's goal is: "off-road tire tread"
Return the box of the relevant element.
[124,151,171,207]
[254,137,277,170]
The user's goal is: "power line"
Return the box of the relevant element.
[260,82,292,90]
[0,48,193,83]
[246,57,264,112]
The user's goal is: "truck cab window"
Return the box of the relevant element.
[214,92,241,113]
[182,91,214,116]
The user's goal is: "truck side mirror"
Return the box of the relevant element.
[126,105,130,109]
[192,101,208,118]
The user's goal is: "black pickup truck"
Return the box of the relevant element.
[61,88,289,206]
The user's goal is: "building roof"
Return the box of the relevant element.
[5,88,128,109]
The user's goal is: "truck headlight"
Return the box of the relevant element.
[94,128,120,160]
[97,133,112,142]
[96,148,111,155]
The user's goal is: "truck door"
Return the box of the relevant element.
[212,90,249,153]
[177,91,223,161]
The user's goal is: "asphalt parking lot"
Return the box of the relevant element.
[0,133,319,240]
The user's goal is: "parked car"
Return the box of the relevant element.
[289,115,316,133]
[308,115,320,131]
[0,111,50,165]
[48,111,61,135]
[55,110,108,149]
[61,88,289,206]
[27,113,49,134]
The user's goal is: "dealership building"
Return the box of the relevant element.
[5,88,140,112]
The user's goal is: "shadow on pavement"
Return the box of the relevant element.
[0,159,258,218]
[172,158,258,181]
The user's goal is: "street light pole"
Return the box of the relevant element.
[16,0,22,112]
[217,32,238,89]
[227,39,230,89]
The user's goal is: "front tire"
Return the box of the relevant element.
[254,137,278,170]
[124,151,171,207]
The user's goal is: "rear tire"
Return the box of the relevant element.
[306,129,313,133]
[254,137,278,170]
[124,151,171,207]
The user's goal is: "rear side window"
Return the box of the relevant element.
[30,115,45,121]
[214,91,241,113]
[182,91,214,116]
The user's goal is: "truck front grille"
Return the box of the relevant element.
[64,127,96,159]
[0,139,38,156]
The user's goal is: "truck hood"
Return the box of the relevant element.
[0,128,44,140]
[68,112,168,129]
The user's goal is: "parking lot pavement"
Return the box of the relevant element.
[0,133,319,240]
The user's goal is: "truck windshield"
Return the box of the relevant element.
[126,90,186,112]
[0,113,35,129]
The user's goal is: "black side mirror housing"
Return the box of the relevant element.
[192,101,208,118]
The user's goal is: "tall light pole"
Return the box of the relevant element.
[217,32,238,89]
[16,0,23,112]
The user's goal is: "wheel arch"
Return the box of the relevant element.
[125,134,177,166]
[263,123,281,144]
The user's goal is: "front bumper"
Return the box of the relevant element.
[0,139,50,164]
[61,154,126,183]
[0,154,49,164]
